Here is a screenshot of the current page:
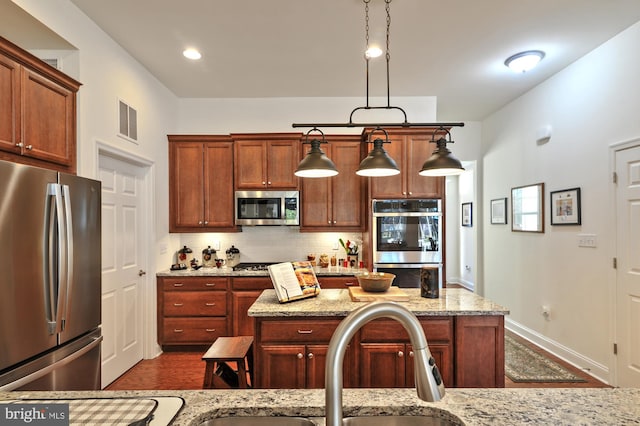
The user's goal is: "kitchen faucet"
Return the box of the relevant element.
[325,301,446,426]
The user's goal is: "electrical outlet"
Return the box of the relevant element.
[541,305,551,319]
[159,243,168,254]
[333,242,339,250]
[213,240,221,251]
[578,234,597,248]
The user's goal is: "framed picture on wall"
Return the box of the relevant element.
[550,187,581,225]
[490,198,507,224]
[462,202,472,227]
[511,183,545,233]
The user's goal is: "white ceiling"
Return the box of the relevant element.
[8,1,640,121]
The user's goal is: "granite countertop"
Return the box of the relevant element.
[156,265,358,277]
[2,388,638,425]
[248,288,510,317]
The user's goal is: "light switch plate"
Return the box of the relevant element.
[578,234,597,248]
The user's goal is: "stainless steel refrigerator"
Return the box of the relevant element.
[0,159,102,391]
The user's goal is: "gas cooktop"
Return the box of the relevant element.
[232,262,276,271]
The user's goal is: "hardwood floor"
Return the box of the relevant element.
[106,333,609,391]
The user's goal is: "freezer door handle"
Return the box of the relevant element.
[0,335,103,391]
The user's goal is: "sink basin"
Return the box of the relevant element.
[200,417,317,426]
[343,416,462,426]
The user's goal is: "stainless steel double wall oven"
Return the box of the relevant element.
[372,199,442,288]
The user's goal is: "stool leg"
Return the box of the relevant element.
[246,346,254,387]
[237,359,248,389]
[203,361,215,389]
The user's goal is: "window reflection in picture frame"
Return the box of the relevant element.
[490,198,507,224]
[550,187,581,225]
[511,183,544,233]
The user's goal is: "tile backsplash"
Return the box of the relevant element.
[176,227,363,265]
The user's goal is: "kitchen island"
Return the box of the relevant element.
[2,387,638,425]
[248,288,509,389]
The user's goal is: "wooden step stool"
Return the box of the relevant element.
[202,336,254,389]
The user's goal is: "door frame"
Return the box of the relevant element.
[96,140,159,360]
[609,136,640,387]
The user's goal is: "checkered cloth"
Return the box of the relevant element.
[11,398,158,425]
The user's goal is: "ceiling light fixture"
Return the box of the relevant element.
[291,0,464,178]
[295,128,339,178]
[356,127,400,176]
[419,127,465,176]
[504,50,545,73]
[183,48,202,60]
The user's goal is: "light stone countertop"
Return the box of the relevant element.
[2,388,638,425]
[156,265,358,277]
[248,288,510,317]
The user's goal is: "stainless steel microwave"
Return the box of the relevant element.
[234,190,300,226]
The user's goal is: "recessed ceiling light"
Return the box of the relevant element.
[504,50,545,73]
[183,48,202,60]
[365,46,383,59]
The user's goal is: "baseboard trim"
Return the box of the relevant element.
[506,318,611,385]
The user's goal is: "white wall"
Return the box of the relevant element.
[482,21,640,383]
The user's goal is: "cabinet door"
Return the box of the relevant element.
[406,344,453,388]
[369,134,405,199]
[234,141,267,189]
[359,343,406,388]
[170,142,205,229]
[259,344,306,389]
[406,134,444,199]
[300,159,331,227]
[231,290,263,336]
[0,54,20,153]
[455,315,505,387]
[204,142,234,227]
[21,68,74,167]
[306,344,356,389]
[331,141,364,227]
[266,140,299,189]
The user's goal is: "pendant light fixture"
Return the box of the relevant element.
[356,127,400,176]
[295,128,339,178]
[291,0,465,177]
[419,127,465,176]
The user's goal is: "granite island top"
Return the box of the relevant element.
[157,265,357,278]
[248,288,509,317]
[2,387,638,425]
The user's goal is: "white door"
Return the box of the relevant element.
[99,154,147,387]
[615,143,640,387]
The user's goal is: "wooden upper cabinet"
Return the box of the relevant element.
[168,135,236,232]
[301,135,366,231]
[369,128,445,199]
[0,36,80,173]
[232,133,301,190]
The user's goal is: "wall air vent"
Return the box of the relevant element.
[118,99,138,143]
[41,58,60,70]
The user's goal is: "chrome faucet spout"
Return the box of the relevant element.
[325,301,445,426]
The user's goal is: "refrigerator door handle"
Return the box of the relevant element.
[61,184,74,331]
[0,335,103,391]
[49,183,68,335]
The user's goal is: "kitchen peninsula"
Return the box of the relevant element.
[248,288,509,389]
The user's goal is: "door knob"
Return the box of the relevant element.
[138,269,147,276]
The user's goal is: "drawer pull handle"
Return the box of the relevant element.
[173,303,184,307]
[205,328,217,332]
[205,303,216,306]
[173,329,184,333]
[297,329,313,334]
[173,283,184,287]
[205,283,216,287]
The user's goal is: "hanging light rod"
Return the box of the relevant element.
[291,0,464,131]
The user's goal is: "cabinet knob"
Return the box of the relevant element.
[333,220,336,224]
[267,181,272,185]
[198,220,203,225]
[16,142,23,148]
[204,221,208,225]
[307,353,314,359]
[297,353,304,359]
[398,351,404,358]
[402,191,407,195]
[409,351,414,358]
[25,145,33,150]
[408,192,412,195]
[262,181,266,185]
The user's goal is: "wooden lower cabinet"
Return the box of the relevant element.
[455,315,505,387]
[231,277,273,337]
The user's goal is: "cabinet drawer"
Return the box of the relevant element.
[162,276,228,291]
[317,277,357,288]
[231,277,273,291]
[259,319,341,343]
[164,292,227,316]
[162,318,227,343]
[360,317,452,343]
